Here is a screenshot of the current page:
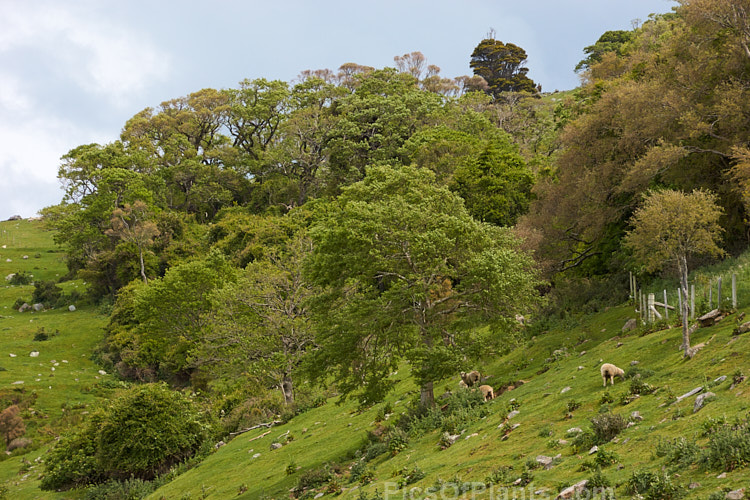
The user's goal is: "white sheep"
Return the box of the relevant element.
[478,384,495,401]
[600,363,625,386]
[460,370,481,387]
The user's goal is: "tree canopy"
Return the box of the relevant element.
[470,38,538,97]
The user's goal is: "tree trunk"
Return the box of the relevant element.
[419,381,434,407]
[281,374,294,405]
[139,246,148,284]
[678,254,690,357]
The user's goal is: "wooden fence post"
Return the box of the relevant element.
[733,273,737,309]
[663,289,669,320]
[648,293,655,323]
[690,284,695,320]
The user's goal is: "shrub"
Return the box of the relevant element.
[83,477,160,500]
[599,392,614,404]
[566,400,582,412]
[587,468,611,488]
[655,437,699,467]
[484,466,514,486]
[31,280,62,307]
[626,470,684,499]
[350,460,374,484]
[395,464,425,488]
[700,418,750,471]
[591,412,627,443]
[629,377,656,395]
[0,405,25,445]
[700,415,728,436]
[41,384,215,490]
[8,272,32,286]
[593,447,619,468]
[295,466,333,496]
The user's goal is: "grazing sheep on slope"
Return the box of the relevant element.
[600,363,625,386]
[478,385,495,401]
[460,370,481,387]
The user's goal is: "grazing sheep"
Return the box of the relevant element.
[600,363,625,386]
[478,385,495,401]
[460,370,481,387]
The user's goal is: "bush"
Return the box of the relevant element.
[31,280,62,307]
[626,470,684,499]
[0,405,25,445]
[41,384,215,490]
[700,418,750,471]
[655,437,699,467]
[83,477,160,500]
[591,412,627,443]
[8,272,32,286]
[593,447,619,468]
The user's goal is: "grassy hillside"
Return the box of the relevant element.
[150,292,750,499]
[1,219,750,499]
[0,219,111,499]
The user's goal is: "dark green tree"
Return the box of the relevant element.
[470,38,538,97]
[575,30,634,73]
[305,165,542,406]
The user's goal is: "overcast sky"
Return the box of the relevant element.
[0,0,678,220]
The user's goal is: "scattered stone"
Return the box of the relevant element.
[314,493,324,500]
[536,455,554,468]
[717,472,727,479]
[567,427,583,435]
[9,353,15,358]
[251,453,261,459]
[588,445,598,455]
[556,480,589,499]
[688,482,701,489]
[698,309,723,327]
[694,392,716,413]
[630,411,643,421]
[511,423,520,430]
[616,342,624,348]
[577,366,584,371]
[22,255,28,260]
[579,351,587,356]
[675,386,703,403]
[214,441,225,449]
[68,305,76,312]
[18,303,30,313]
[622,318,637,332]
[445,434,460,446]
[4,274,14,281]
[726,488,745,500]
[626,422,636,428]
[630,360,640,366]
[687,343,706,358]
[736,321,750,335]
[32,303,43,312]
[561,386,571,394]
[29,351,39,357]
[715,375,727,384]
[98,370,107,376]
[507,410,520,419]
[501,434,509,441]
[465,432,479,440]
[11,381,23,385]
[270,442,282,450]
[5,259,10,263]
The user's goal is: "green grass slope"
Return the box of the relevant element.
[0,219,111,499]
[151,296,750,499]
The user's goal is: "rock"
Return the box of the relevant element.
[11,381,23,385]
[622,318,637,332]
[630,411,643,421]
[616,342,624,348]
[18,303,30,313]
[251,453,261,458]
[464,432,479,440]
[567,427,583,435]
[6,215,21,221]
[98,370,107,376]
[29,351,39,357]
[556,480,589,499]
[501,434,509,441]
[736,321,750,335]
[314,493,324,500]
[214,441,225,449]
[675,386,703,403]
[5,259,10,263]
[626,421,636,428]
[507,410,520,419]
[32,303,44,312]
[4,274,14,281]
[536,455,554,469]
[588,445,598,455]
[726,488,745,499]
[688,482,701,489]
[68,305,76,312]
[577,366,584,371]
[445,433,460,445]
[717,472,727,479]
[630,360,640,366]
[561,386,571,394]
[579,351,587,356]
[715,375,727,383]
[698,308,722,327]
[511,423,520,430]
[270,442,282,450]
[694,392,716,412]
[8,353,15,358]
[22,255,28,260]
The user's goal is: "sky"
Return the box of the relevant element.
[0,0,678,220]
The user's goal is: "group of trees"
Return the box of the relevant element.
[43,0,749,441]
